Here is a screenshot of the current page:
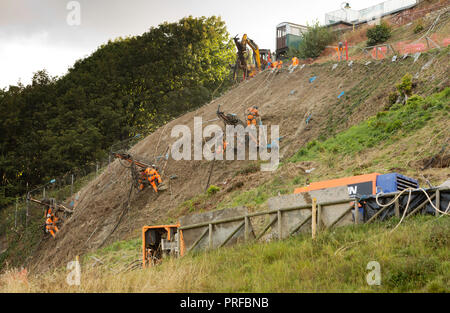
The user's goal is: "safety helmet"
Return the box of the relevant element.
[152,164,156,168]
[47,214,51,218]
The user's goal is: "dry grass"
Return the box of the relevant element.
[1,216,448,293]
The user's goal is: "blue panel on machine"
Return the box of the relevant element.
[376,173,419,193]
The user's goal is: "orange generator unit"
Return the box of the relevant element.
[294,172,419,197]
[142,224,185,268]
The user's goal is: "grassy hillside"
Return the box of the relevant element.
[1,216,448,292]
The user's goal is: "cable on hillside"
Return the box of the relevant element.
[98,171,135,248]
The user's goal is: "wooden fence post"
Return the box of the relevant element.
[317,204,322,230]
[435,189,440,217]
[354,200,359,224]
[277,210,282,239]
[208,224,213,249]
[244,216,249,242]
[394,198,400,218]
[312,198,317,239]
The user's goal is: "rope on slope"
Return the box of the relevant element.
[334,187,449,255]
[98,176,135,248]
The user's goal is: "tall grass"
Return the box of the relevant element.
[1,216,448,292]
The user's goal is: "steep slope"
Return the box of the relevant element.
[30,48,449,272]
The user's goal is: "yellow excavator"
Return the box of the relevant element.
[232,34,271,81]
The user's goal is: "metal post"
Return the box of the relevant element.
[43,187,46,199]
[15,198,18,229]
[312,198,317,239]
[26,182,29,228]
[96,163,99,178]
[26,198,29,229]
[345,40,349,61]
[354,200,359,224]
[71,174,74,196]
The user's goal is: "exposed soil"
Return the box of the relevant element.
[29,50,450,273]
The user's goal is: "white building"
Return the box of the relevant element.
[325,0,418,25]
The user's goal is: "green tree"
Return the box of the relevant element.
[296,22,335,59]
[366,22,392,46]
[0,16,235,208]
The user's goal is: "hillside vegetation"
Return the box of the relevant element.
[0,45,447,273]
[0,5,449,292]
[0,16,234,205]
[1,216,448,292]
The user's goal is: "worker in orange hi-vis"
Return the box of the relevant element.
[271,61,278,70]
[277,60,283,69]
[246,105,260,126]
[267,54,272,69]
[292,56,299,66]
[337,42,344,61]
[143,165,162,193]
[45,214,59,238]
[216,140,228,155]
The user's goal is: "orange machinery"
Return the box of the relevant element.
[142,224,185,268]
[294,173,380,197]
[294,172,419,197]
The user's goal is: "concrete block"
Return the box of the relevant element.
[179,206,254,252]
[267,186,353,232]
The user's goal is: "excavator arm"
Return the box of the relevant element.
[112,152,152,169]
[242,34,261,71]
[233,34,265,81]
[27,196,74,214]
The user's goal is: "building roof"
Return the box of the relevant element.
[276,22,308,29]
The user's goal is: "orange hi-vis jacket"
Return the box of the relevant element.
[292,57,299,66]
[246,107,259,126]
[140,167,162,192]
[45,215,59,238]
[216,141,228,154]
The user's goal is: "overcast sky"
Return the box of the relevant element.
[0,0,385,88]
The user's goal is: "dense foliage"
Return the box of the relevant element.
[0,16,235,207]
[366,22,392,46]
[292,22,335,59]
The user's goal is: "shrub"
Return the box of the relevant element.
[388,92,399,105]
[396,73,413,97]
[207,185,220,195]
[413,20,424,34]
[297,22,335,59]
[366,22,392,46]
